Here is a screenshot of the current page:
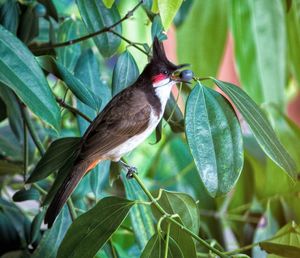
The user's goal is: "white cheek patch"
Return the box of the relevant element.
[153,78,172,88]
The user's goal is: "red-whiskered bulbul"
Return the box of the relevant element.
[44,37,189,227]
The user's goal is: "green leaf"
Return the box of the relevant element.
[163,93,184,133]
[230,0,286,106]
[57,197,135,258]
[56,62,100,110]
[151,190,198,258]
[32,207,71,258]
[0,26,61,130]
[74,49,111,133]
[151,15,167,41]
[26,137,81,183]
[12,188,40,202]
[0,127,22,161]
[158,0,183,30]
[18,5,39,44]
[185,83,244,197]
[0,84,23,140]
[0,198,31,255]
[141,233,184,258]
[157,189,199,234]
[112,50,139,96]
[76,0,122,57]
[286,0,300,87]
[0,160,22,175]
[260,222,300,258]
[56,18,84,72]
[177,0,227,79]
[212,78,298,179]
[0,0,19,34]
[173,0,194,27]
[102,0,115,9]
[122,173,155,250]
[252,203,279,258]
[30,209,46,244]
[43,153,77,206]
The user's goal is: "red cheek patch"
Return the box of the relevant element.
[152,74,168,83]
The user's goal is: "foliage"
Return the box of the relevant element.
[0,0,299,257]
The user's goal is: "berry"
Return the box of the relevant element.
[179,69,194,82]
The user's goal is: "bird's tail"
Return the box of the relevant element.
[44,160,92,227]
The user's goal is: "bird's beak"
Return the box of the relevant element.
[170,64,190,83]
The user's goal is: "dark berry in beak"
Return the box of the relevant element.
[179,69,194,82]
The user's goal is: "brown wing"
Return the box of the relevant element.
[78,87,151,161]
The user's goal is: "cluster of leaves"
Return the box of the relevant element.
[0,0,300,258]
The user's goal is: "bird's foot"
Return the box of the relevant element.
[119,160,138,179]
[126,166,137,179]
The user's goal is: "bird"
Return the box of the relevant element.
[44,37,189,227]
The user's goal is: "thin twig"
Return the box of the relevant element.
[30,0,144,52]
[109,29,149,56]
[56,96,93,123]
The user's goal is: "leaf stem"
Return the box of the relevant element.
[29,0,144,51]
[20,105,45,155]
[132,173,229,258]
[23,118,28,183]
[67,198,77,222]
[164,223,171,258]
[56,96,92,123]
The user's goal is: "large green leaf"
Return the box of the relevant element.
[0,26,60,130]
[141,233,184,258]
[212,78,297,179]
[122,173,155,250]
[0,84,22,140]
[32,207,71,258]
[151,190,198,258]
[286,0,300,87]
[230,0,286,106]
[154,189,199,234]
[158,0,183,30]
[56,18,84,72]
[76,0,122,57]
[26,137,81,183]
[185,83,244,197]
[0,0,19,34]
[260,222,300,258]
[112,50,139,96]
[57,197,135,258]
[56,62,100,111]
[177,0,227,78]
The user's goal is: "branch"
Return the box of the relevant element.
[56,97,93,123]
[132,173,229,258]
[30,0,144,52]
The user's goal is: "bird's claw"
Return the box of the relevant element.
[126,166,138,179]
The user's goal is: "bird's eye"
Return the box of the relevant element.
[162,70,168,75]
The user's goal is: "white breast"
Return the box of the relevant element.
[106,79,175,161]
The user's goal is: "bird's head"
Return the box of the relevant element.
[142,37,189,87]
